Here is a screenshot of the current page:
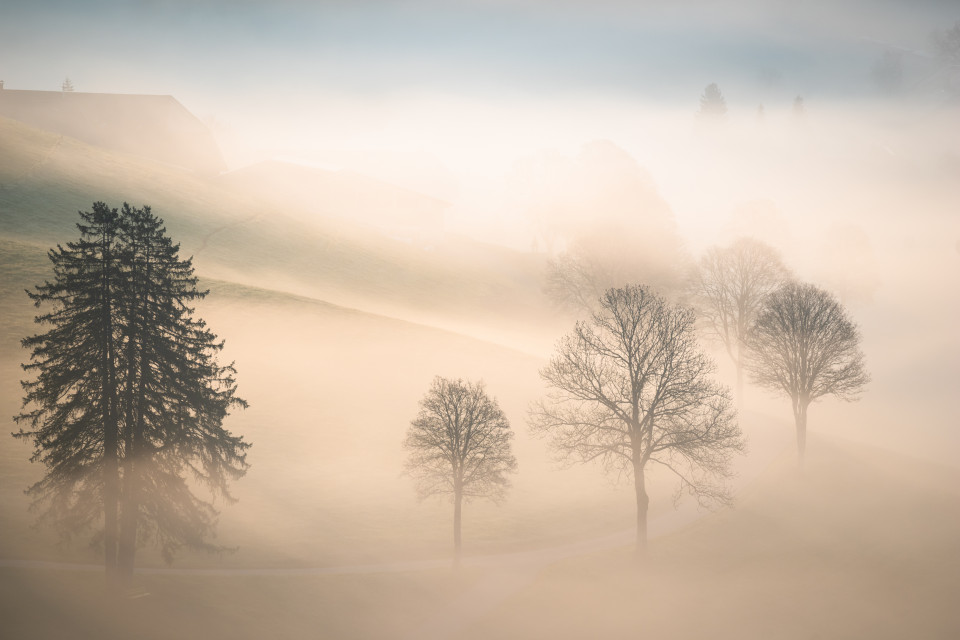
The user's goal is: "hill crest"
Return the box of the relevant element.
[0,88,225,175]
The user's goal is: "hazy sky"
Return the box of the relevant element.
[3,1,953,109]
[3,0,957,203]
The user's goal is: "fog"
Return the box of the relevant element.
[1,1,959,638]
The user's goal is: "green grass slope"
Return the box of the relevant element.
[0,116,556,345]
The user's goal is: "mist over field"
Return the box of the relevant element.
[1,1,959,638]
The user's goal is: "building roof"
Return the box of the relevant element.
[0,89,226,174]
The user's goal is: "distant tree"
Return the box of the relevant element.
[698,83,728,120]
[744,282,869,466]
[932,21,960,98]
[932,21,960,67]
[544,251,600,313]
[61,77,74,92]
[520,141,687,311]
[15,202,249,589]
[530,285,744,557]
[793,95,806,118]
[690,238,791,404]
[756,103,765,122]
[405,377,516,565]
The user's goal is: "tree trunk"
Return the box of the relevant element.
[794,399,808,467]
[453,489,463,567]
[119,459,138,585]
[735,359,744,412]
[103,414,119,588]
[101,239,119,588]
[119,328,137,586]
[634,463,649,560]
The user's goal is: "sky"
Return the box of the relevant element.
[3,1,953,109]
[3,0,958,237]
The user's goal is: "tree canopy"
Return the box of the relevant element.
[405,376,516,563]
[691,237,791,402]
[698,83,727,120]
[530,285,743,555]
[745,281,869,464]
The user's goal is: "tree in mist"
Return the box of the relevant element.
[744,282,869,466]
[15,202,249,589]
[404,377,517,565]
[545,229,687,315]
[698,83,727,120]
[933,21,960,68]
[514,141,686,305]
[932,21,960,98]
[61,77,74,92]
[793,95,806,118]
[690,237,791,404]
[545,251,600,313]
[530,285,744,557]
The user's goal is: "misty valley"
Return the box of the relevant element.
[2,3,960,639]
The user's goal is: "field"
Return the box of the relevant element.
[1,99,959,639]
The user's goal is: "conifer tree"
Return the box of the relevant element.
[698,83,728,120]
[15,202,249,587]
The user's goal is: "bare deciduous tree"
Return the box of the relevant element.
[744,282,869,465]
[691,237,791,403]
[405,377,517,565]
[530,285,744,557]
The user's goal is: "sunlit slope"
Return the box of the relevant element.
[461,436,960,640]
[218,160,449,232]
[0,116,552,340]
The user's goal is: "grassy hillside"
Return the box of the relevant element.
[1,436,955,640]
[0,116,558,348]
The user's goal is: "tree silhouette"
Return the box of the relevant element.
[698,83,727,120]
[405,377,516,565]
[530,285,744,558]
[15,202,249,588]
[744,282,869,466]
[690,237,791,405]
[793,95,806,118]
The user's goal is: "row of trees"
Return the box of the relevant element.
[15,203,249,589]
[409,242,868,560]
[17,204,867,576]
[698,83,807,122]
[690,238,869,464]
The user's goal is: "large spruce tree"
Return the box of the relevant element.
[15,202,249,587]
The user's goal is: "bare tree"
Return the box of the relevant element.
[405,377,517,565]
[544,250,601,313]
[530,285,744,557]
[690,237,791,403]
[744,282,869,466]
